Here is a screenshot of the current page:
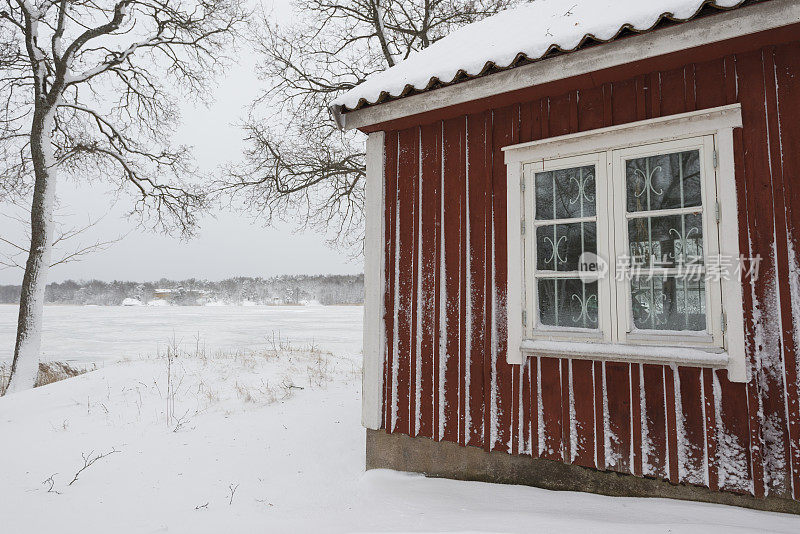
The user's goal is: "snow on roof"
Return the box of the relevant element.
[332,0,745,111]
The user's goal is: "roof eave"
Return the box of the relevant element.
[332,0,797,132]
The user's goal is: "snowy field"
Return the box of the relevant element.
[0,304,363,366]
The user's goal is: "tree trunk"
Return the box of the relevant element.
[7,106,57,393]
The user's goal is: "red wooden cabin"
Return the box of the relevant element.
[332,0,800,513]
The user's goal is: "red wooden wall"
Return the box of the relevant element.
[379,31,800,501]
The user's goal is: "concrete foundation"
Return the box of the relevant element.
[366,429,800,515]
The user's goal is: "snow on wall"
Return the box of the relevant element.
[378,36,800,501]
[639,365,654,476]
[334,0,745,109]
[788,238,800,405]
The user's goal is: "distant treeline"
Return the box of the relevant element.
[0,275,364,306]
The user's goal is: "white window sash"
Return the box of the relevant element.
[522,152,612,344]
[611,135,723,350]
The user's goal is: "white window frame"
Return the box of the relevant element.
[504,104,747,382]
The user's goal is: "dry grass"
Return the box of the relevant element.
[0,361,94,396]
[134,331,351,428]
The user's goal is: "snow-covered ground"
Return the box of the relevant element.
[1,346,798,533]
[0,304,363,366]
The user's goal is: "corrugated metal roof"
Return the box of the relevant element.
[333,0,753,112]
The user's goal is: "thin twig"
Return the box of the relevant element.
[68,448,120,486]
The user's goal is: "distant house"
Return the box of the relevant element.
[153,288,174,300]
[333,0,800,514]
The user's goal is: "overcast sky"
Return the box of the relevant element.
[0,0,362,285]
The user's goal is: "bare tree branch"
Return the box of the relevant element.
[219,0,524,252]
[0,210,127,270]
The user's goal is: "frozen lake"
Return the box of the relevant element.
[0,304,363,366]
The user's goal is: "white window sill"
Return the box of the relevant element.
[519,339,729,368]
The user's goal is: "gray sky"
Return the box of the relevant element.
[0,0,362,285]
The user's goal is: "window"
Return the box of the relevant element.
[504,105,747,382]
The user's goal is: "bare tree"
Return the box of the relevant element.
[218,0,523,250]
[0,0,246,392]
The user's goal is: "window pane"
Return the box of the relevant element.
[628,213,704,267]
[538,278,599,328]
[535,165,596,220]
[630,275,706,331]
[626,150,701,213]
[536,222,597,271]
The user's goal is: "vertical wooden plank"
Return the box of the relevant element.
[418,122,441,440]
[703,368,720,491]
[571,359,596,468]
[547,93,571,137]
[678,367,707,486]
[394,127,418,437]
[605,362,632,474]
[409,128,421,437]
[642,364,668,479]
[512,367,521,455]
[694,57,726,111]
[383,131,398,432]
[466,112,487,448]
[775,40,800,500]
[611,79,638,127]
[561,359,571,463]
[531,356,540,458]
[521,355,532,455]
[594,361,606,470]
[650,70,663,118]
[492,105,516,452]
[459,118,468,447]
[577,86,604,132]
[630,364,643,477]
[568,90,579,134]
[659,66,686,116]
[484,109,497,453]
[716,371,754,494]
[519,102,534,144]
[441,117,465,444]
[539,357,563,461]
[664,367,680,483]
[434,123,444,442]
[684,63,697,112]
